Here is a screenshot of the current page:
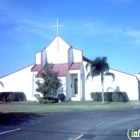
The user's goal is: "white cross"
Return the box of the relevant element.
[51,19,64,36]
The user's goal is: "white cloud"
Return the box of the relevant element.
[125,29,140,45]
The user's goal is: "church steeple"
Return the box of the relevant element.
[51,19,64,51]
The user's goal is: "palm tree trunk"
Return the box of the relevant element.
[101,74,104,104]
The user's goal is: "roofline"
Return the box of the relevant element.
[73,47,82,52]
[0,64,34,79]
[110,68,138,78]
[83,56,91,62]
[41,35,71,52]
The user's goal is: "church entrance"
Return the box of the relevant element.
[71,74,78,97]
[74,78,78,95]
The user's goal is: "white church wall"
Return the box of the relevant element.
[35,52,41,64]
[0,65,37,100]
[59,77,66,96]
[42,49,47,67]
[83,61,139,100]
[68,47,73,67]
[81,63,85,100]
[46,36,70,64]
[109,69,139,100]
[66,71,71,101]
[83,61,93,100]
[73,49,82,62]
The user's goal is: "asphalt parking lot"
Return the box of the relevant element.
[0,108,140,140]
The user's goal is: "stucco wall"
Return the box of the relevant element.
[42,49,47,68]
[73,49,82,62]
[66,71,71,101]
[68,47,73,67]
[36,52,41,64]
[83,61,139,100]
[46,36,70,64]
[0,65,37,100]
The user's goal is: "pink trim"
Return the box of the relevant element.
[69,62,82,70]
[31,64,42,72]
[36,63,69,78]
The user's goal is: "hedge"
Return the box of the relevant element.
[91,92,129,102]
[58,93,65,102]
[0,92,27,102]
[38,97,58,104]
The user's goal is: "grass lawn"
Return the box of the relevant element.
[0,100,140,113]
[0,100,140,123]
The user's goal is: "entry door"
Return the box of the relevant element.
[74,78,78,94]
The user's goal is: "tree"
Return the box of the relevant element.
[36,63,61,97]
[86,57,115,104]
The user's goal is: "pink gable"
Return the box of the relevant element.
[69,62,81,70]
[36,63,68,78]
[31,64,42,72]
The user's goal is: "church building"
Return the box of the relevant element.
[0,36,140,101]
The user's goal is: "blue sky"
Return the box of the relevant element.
[0,0,140,77]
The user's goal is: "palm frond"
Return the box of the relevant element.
[86,69,100,80]
[0,82,4,87]
[105,72,115,81]
[85,62,91,71]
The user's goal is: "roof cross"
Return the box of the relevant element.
[51,19,64,36]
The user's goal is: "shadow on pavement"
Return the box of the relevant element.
[0,112,43,126]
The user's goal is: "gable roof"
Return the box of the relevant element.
[41,35,71,52]
[36,63,69,78]
[31,64,42,72]
[69,62,81,70]
[36,62,82,78]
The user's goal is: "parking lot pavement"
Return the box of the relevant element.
[0,108,140,140]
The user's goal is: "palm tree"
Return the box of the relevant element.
[86,57,115,104]
[0,81,4,87]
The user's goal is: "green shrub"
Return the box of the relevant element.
[90,92,102,101]
[111,92,125,102]
[122,92,129,102]
[91,92,97,101]
[91,92,128,102]
[58,93,65,101]
[38,97,58,104]
[47,100,57,104]
[96,92,102,101]
[38,97,48,104]
[104,92,112,102]
[0,92,27,102]
[0,92,10,101]
[7,92,15,102]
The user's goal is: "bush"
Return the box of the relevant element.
[47,100,57,104]
[38,97,48,104]
[0,92,27,102]
[122,92,129,102]
[58,93,65,102]
[104,92,112,102]
[90,92,102,101]
[7,92,15,102]
[38,97,58,104]
[91,92,128,102]
[111,92,125,102]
